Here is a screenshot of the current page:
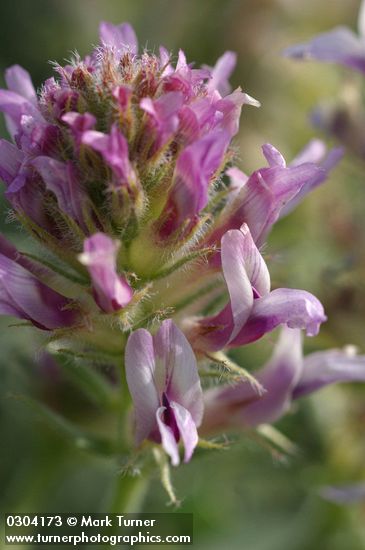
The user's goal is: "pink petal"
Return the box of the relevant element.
[169,129,230,227]
[61,111,96,134]
[153,319,203,426]
[0,89,41,139]
[262,143,286,167]
[197,225,271,350]
[290,139,327,166]
[294,346,365,399]
[237,327,303,426]
[221,225,270,341]
[0,252,78,330]
[140,91,183,151]
[0,138,24,184]
[234,160,323,247]
[156,407,180,466]
[230,288,326,347]
[5,65,37,104]
[31,157,85,226]
[79,233,133,313]
[82,125,134,184]
[99,21,138,54]
[171,401,199,463]
[216,89,259,137]
[125,329,160,445]
[202,327,303,430]
[207,51,237,96]
[220,228,256,342]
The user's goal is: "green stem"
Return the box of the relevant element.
[171,280,223,314]
[108,473,150,513]
[146,246,216,282]
[106,360,151,515]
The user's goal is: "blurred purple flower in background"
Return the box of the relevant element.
[285,0,365,159]
[284,1,365,73]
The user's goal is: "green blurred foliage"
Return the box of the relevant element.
[1,1,365,549]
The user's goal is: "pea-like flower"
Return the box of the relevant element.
[125,319,203,466]
[192,223,326,352]
[202,326,365,434]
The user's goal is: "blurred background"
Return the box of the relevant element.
[1,0,365,548]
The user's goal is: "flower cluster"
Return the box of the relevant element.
[0,21,364,471]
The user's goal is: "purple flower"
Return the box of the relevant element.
[140,91,184,155]
[31,157,88,229]
[203,326,365,432]
[163,49,210,101]
[290,7,365,160]
[112,85,133,123]
[0,238,80,330]
[0,65,42,139]
[61,111,96,150]
[1,65,61,156]
[16,116,61,157]
[205,142,341,258]
[159,130,230,237]
[193,224,326,352]
[82,124,136,187]
[79,233,133,313]
[99,21,138,55]
[283,1,365,73]
[292,344,365,399]
[45,88,80,121]
[205,51,237,96]
[0,20,259,253]
[319,483,365,504]
[0,138,24,185]
[178,89,259,146]
[5,64,37,104]
[125,319,203,466]
[0,233,48,275]
[215,89,260,137]
[0,139,56,231]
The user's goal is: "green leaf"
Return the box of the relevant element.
[9,394,119,456]
[51,352,118,410]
